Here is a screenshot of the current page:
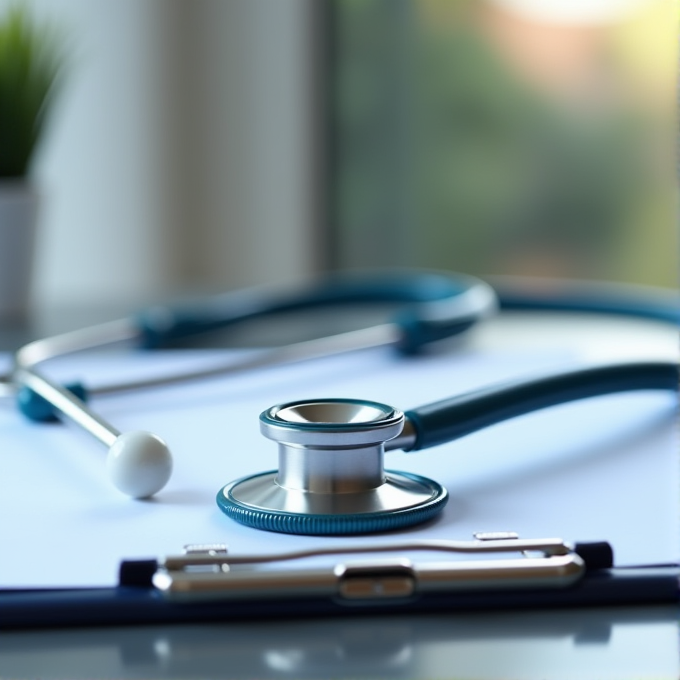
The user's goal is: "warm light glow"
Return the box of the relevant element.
[489,0,654,25]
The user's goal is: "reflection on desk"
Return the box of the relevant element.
[0,606,677,679]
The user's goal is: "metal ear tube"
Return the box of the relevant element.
[16,366,173,499]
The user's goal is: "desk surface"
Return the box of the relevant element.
[1,305,678,679]
[1,605,678,679]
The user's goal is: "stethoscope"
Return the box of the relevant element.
[4,271,678,535]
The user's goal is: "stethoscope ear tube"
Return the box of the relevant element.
[392,276,497,354]
[135,271,497,350]
[404,361,679,452]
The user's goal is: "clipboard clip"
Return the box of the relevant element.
[122,533,613,603]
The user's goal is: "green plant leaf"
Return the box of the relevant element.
[0,3,65,178]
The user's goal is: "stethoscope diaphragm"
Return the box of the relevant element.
[216,361,678,535]
[217,398,448,535]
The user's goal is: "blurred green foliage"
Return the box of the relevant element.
[0,3,64,178]
[416,25,654,280]
[332,0,675,287]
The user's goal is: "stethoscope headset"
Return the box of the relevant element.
[4,271,678,535]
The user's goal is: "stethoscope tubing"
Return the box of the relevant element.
[10,323,400,402]
[2,272,677,499]
[398,361,678,452]
[5,273,679,396]
[494,278,679,326]
[4,271,496,402]
[217,359,678,534]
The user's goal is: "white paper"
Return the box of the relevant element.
[0,336,677,588]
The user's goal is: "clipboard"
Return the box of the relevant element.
[1,312,678,627]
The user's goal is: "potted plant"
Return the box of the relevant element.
[0,3,64,320]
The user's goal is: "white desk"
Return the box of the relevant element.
[1,308,677,679]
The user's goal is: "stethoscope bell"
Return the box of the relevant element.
[217,398,448,535]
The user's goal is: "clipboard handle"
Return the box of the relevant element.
[120,535,614,603]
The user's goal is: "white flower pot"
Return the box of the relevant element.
[0,182,39,321]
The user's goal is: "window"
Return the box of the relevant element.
[328,0,676,288]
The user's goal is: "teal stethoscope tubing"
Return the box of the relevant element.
[6,270,678,504]
[497,286,679,326]
[135,270,496,353]
[10,270,678,426]
[402,361,678,452]
[136,273,680,350]
[217,359,678,534]
[9,269,677,419]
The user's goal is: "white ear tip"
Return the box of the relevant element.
[106,431,173,499]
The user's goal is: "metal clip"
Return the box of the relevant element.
[182,544,228,555]
[150,534,587,602]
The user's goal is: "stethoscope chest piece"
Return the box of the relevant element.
[216,398,448,535]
